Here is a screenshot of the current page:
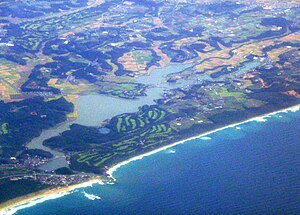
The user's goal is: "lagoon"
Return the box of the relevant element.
[26,64,194,170]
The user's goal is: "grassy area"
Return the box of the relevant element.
[112,107,167,133]
[70,106,175,170]
[1,123,8,135]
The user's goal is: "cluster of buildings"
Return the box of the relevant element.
[36,174,94,186]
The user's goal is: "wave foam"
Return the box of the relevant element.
[166,149,176,154]
[71,180,104,191]
[253,117,268,122]
[82,191,101,201]
[290,106,300,112]
[200,136,212,140]
[0,179,104,215]
[0,192,68,215]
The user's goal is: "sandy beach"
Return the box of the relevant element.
[0,177,103,215]
[1,104,299,214]
[106,104,300,180]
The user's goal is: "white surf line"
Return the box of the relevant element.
[107,104,300,180]
[0,179,103,215]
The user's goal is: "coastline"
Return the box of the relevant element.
[106,104,300,180]
[1,104,299,214]
[0,177,103,215]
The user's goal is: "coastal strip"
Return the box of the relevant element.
[0,177,103,215]
[1,104,299,214]
[106,104,300,180]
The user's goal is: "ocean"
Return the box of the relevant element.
[12,109,300,214]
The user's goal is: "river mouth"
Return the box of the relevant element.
[26,63,194,171]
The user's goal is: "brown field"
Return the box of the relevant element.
[268,46,297,62]
[152,17,165,28]
[153,41,171,68]
[192,0,300,8]
[118,50,153,75]
[48,78,58,85]
[239,0,300,8]
[49,81,96,95]
[65,95,79,120]
[196,33,300,74]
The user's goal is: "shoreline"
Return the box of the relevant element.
[0,177,103,215]
[106,104,300,180]
[1,104,299,214]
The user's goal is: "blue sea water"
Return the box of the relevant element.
[15,110,300,214]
